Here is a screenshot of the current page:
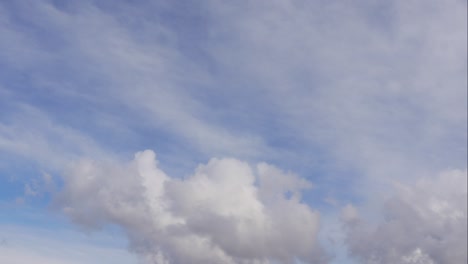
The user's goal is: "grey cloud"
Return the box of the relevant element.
[53,150,328,264]
[342,170,467,264]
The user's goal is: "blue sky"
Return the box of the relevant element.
[0,1,466,263]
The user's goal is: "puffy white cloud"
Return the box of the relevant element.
[342,169,467,264]
[53,150,327,264]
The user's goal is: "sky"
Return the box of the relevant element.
[0,0,466,263]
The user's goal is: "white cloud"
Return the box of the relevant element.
[53,150,327,264]
[342,169,467,264]
[401,248,435,264]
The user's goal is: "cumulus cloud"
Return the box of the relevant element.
[53,150,327,264]
[342,169,467,264]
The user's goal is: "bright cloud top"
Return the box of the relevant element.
[54,150,327,264]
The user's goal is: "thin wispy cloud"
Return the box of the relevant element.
[0,223,136,264]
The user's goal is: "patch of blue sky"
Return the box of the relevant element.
[0,166,34,204]
[0,203,127,245]
[0,210,137,264]
[0,152,63,209]
[0,199,137,262]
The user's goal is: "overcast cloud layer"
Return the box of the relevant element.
[0,0,466,263]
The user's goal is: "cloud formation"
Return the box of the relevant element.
[0,0,466,263]
[53,150,327,264]
[1,0,465,179]
[342,170,467,264]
